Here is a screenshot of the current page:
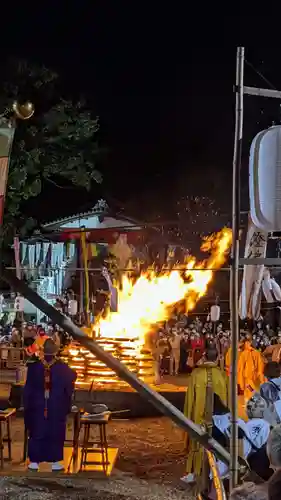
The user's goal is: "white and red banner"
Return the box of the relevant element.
[239,216,268,319]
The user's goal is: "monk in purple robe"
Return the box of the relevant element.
[24,338,76,471]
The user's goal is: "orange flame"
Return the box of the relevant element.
[96,228,232,345]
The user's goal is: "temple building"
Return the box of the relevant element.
[14,199,188,323]
[18,200,146,322]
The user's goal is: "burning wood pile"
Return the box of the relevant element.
[61,228,232,389]
[61,338,154,388]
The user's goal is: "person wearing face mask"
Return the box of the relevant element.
[259,338,266,352]
[260,362,281,404]
[217,322,223,333]
[263,336,281,363]
[252,333,259,350]
[194,317,202,332]
[217,332,230,370]
[257,321,262,329]
[152,330,170,381]
[169,328,182,376]
[179,330,189,373]
[265,323,275,339]
[190,331,205,366]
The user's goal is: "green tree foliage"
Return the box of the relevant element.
[0,60,102,239]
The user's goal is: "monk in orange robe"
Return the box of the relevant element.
[225,341,244,377]
[237,339,265,401]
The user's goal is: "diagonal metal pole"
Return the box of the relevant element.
[1,266,235,467]
[230,46,244,491]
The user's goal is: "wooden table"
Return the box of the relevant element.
[0,408,16,468]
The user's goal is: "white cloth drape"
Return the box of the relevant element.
[239,216,268,320]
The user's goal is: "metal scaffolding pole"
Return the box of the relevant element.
[230,46,244,491]
[1,266,233,467]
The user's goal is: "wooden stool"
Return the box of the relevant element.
[80,412,110,473]
[0,408,16,469]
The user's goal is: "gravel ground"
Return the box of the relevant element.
[0,474,195,500]
[106,417,186,482]
[10,416,186,483]
[1,417,194,499]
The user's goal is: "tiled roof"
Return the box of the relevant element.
[43,199,110,227]
[43,199,142,228]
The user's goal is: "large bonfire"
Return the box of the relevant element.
[97,227,232,342]
[66,228,232,387]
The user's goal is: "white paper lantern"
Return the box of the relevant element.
[68,299,78,316]
[249,125,281,231]
[210,305,220,322]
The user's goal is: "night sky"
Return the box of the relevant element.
[5,6,281,224]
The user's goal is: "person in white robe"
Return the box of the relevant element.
[245,393,275,479]
[269,399,281,426]
[260,361,281,404]
[213,394,272,480]
[211,395,253,479]
[152,331,169,383]
[247,391,281,427]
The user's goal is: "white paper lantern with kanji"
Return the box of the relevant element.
[249,125,281,231]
